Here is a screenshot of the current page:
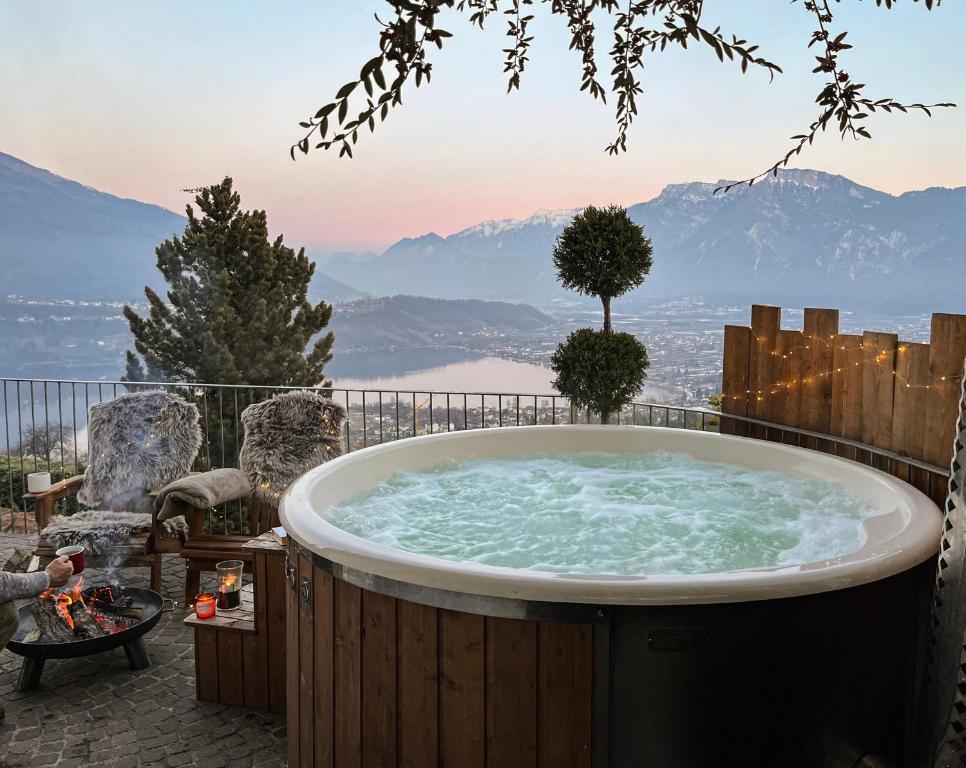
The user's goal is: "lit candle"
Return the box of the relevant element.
[215,560,244,611]
[195,593,216,619]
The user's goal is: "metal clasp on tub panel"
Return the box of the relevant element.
[299,576,312,605]
[285,556,297,592]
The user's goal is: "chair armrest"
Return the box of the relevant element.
[25,473,85,530]
[23,474,85,503]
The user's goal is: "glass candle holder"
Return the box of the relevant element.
[195,593,216,619]
[215,559,244,611]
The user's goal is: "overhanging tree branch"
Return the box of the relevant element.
[292,0,954,192]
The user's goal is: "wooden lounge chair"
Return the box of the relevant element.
[26,390,202,592]
[155,389,346,605]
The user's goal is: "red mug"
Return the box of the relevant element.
[55,545,85,575]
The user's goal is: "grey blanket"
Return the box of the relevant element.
[154,468,251,522]
[42,510,187,555]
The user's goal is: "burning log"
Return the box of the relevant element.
[83,585,133,605]
[67,600,107,639]
[87,599,143,621]
[84,585,119,602]
[27,581,144,642]
[29,600,75,643]
[87,595,135,613]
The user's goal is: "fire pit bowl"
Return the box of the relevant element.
[6,585,165,691]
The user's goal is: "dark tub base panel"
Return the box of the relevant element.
[286,543,930,768]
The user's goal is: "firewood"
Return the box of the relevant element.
[2,548,32,573]
[84,589,133,610]
[29,601,75,643]
[2,549,41,574]
[96,606,142,621]
[87,596,137,615]
[67,601,107,639]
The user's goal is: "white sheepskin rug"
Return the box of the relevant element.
[42,510,187,555]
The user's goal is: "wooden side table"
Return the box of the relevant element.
[184,532,287,713]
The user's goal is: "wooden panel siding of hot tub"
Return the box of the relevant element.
[285,545,594,768]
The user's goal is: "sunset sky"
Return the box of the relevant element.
[2,1,964,254]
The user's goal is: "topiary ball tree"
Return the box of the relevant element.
[550,205,652,424]
[552,205,653,332]
[551,329,649,425]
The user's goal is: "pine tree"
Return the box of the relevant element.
[123,351,167,385]
[123,178,334,387]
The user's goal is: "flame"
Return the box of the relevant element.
[38,578,138,637]
[39,576,94,633]
[219,573,238,593]
[55,593,75,630]
[69,575,84,601]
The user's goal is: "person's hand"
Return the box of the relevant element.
[45,556,74,589]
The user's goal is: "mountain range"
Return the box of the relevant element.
[0,151,366,304]
[0,151,557,379]
[3,151,963,313]
[323,170,966,312]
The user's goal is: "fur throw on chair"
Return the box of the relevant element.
[77,390,203,515]
[240,390,346,504]
[42,510,187,555]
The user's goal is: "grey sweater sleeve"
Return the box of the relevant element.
[0,570,50,602]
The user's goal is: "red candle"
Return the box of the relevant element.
[195,593,216,619]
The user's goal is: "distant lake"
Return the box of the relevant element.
[331,352,684,403]
[325,348,479,383]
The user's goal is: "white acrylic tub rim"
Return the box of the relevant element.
[279,425,942,606]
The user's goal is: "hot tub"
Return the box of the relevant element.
[280,425,941,768]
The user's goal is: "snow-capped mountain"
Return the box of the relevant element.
[324,170,966,311]
[456,208,583,237]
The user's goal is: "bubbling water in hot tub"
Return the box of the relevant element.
[326,450,878,576]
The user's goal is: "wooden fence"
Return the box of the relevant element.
[721,305,966,508]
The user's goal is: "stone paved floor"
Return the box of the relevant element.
[0,534,287,767]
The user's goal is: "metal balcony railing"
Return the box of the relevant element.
[1,376,948,536]
[0,377,716,534]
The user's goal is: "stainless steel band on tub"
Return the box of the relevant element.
[290,541,608,623]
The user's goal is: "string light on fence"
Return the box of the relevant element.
[724,333,955,403]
